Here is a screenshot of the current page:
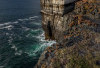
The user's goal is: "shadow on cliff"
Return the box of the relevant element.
[64,2,75,15]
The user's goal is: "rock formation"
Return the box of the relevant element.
[35,0,100,68]
[40,0,77,41]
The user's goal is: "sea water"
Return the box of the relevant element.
[0,0,56,68]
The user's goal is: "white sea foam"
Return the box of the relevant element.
[11,45,16,49]
[32,28,41,32]
[18,16,39,21]
[11,45,23,56]
[13,21,18,24]
[37,32,56,46]
[29,16,38,19]
[18,18,29,21]
[0,21,18,27]
[22,27,30,31]
[0,21,18,30]
[29,16,39,20]
[8,38,13,44]
[0,25,14,30]
[33,22,41,26]
[11,45,18,51]
[28,32,56,56]
[15,50,23,56]
[0,22,12,27]
[29,18,35,20]
[5,33,9,35]
[38,32,56,46]
[0,16,39,30]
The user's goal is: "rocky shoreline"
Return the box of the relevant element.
[35,0,100,68]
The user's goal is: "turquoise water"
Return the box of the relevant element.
[0,0,56,68]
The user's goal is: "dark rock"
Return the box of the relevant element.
[96,60,100,65]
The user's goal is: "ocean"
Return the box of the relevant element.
[0,0,55,68]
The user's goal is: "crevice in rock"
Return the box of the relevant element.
[47,21,52,38]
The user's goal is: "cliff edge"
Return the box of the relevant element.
[35,0,100,68]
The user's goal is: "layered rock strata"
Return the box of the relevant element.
[35,0,100,68]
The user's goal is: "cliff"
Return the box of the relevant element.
[35,0,100,68]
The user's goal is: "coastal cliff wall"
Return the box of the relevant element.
[35,0,100,68]
[40,0,76,42]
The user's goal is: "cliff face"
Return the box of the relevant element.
[40,0,76,42]
[35,0,100,68]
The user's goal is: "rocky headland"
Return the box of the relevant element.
[35,0,100,68]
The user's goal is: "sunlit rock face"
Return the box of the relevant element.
[40,0,76,41]
[40,0,77,14]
